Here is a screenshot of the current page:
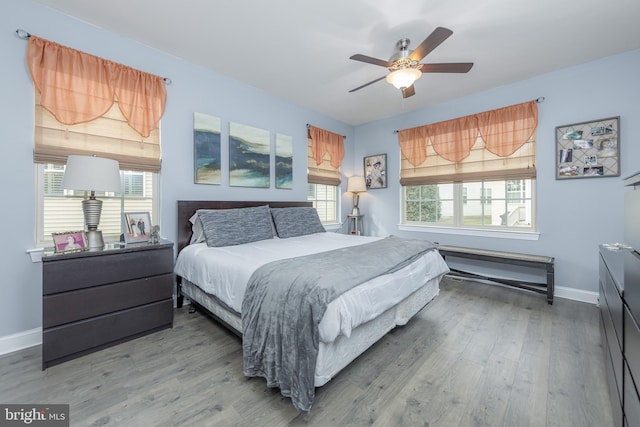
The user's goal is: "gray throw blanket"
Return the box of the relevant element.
[241,235,437,412]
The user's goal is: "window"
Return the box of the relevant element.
[33,96,161,247]
[399,101,538,233]
[28,36,165,247]
[36,164,158,247]
[307,126,344,224]
[308,183,338,223]
[403,179,534,229]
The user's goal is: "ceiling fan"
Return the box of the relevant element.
[349,27,473,98]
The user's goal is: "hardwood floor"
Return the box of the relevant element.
[0,277,614,426]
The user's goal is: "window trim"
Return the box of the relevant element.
[307,182,340,225]
[400,179,537,237]
[397,223,540,240]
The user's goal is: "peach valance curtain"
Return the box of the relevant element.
[399,100,537,165]
[428,115,479,163]
[27,36,166,138]
[307,126,344,186]
[476,101,538,157]
[398,127,428,167]
[399,101,537,185]
[308,126,345,168]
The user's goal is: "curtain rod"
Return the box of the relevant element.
[15,29,172,85]
[306,123,346,139]
[392,97,545,133]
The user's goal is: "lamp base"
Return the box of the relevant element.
[86,230,104,250]
[351,193,361,216]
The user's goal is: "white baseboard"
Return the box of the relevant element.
[554,285,599,305]
[445,276,599,305]
[0,327,42,356]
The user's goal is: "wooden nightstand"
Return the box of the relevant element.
[42,240,174,369]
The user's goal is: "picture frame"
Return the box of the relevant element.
[555,116,619,179]
[122,212,152,244]
[364,153,387,189]
[52,231,88,254]
[229,121,270,188]
[194,112,221,185]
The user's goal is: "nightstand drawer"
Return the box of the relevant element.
[43,273,173,328]
[43,299,173,367]
[43,245,173,295]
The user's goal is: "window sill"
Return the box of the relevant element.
[26,248,45,263]
[323,223,342,232]
[397,224,540,241]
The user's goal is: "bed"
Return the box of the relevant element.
[174,200,449,412]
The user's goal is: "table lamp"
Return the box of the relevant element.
[62,155,122,249]
[347,175,366,216]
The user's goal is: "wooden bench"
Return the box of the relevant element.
[437,245,555,304]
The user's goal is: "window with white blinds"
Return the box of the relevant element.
[36,164,157,247]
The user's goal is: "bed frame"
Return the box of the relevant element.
[176,200,311,311]
[175,200,442,387]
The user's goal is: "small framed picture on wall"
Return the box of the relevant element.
[364,153,387,189]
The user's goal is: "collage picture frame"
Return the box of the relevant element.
[555,116,619,179]
[364,153,387,189]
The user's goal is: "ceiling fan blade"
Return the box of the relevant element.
[409,27,453,61]
[350,54,393,68]
[349,75,387,93]
[420,62,474,73]
[401,85,416,98]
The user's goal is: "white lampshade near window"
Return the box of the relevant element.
[347,176,367,216]
[62,155,122,249]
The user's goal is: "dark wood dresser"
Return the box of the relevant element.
[599,245,626,425]
[42,241,174,369]
[623,173,640,426]
[600,172,640,426]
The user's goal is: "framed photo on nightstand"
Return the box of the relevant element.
[122,212,152,243]
[52,231,87,254]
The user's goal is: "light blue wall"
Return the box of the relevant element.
[2,0,639,345]
[354,49,640,295]
[0,0,355,341]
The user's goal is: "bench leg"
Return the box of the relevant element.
[546,265,554,305]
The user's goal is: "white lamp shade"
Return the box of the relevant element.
[347,175,367,193]
[62,155,122,193]
[385,68,422,89]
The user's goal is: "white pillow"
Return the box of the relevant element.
[189,213,206,244]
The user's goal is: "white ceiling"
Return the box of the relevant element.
[31,0,640,126]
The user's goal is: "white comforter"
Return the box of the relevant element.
[174,232,449,343]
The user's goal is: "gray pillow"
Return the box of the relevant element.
[271,207,326,238]
[198,205,274,247]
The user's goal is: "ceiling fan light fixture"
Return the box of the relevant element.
[386,68,422,89]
